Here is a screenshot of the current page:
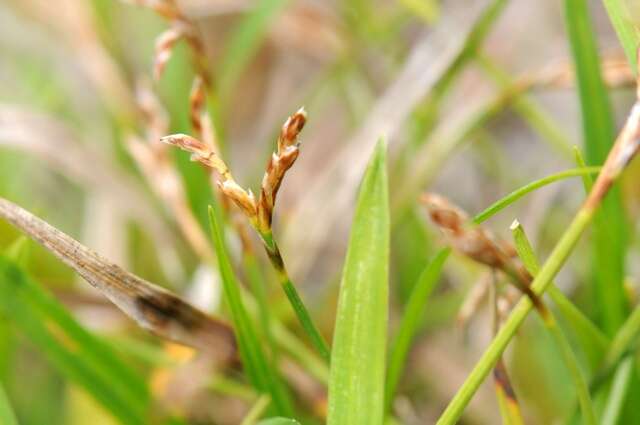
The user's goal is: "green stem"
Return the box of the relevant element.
[436,208,594,425]
[244,253,278,361]
[259,231,331,363]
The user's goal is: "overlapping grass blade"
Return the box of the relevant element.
[385,248,450,413]
[564,0,628,335]
[510,221,596,425]
[208,202,293,416]
[328,141,389,425]
[0,382,18,425]
[0,256,147,425]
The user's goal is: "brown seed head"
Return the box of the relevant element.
[278,107,306,153]
[420,192,508,269]
[256,108,306,232]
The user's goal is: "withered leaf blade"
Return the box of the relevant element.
[0,197,235,360]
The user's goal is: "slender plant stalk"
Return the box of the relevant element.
[259,230,330,363]
[511,221,597,425]
[436,77,640,423]
[489,274,525,425]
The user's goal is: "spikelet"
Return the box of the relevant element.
[257,107,306,232]
[421,192,543,310]
[162,108,307,234]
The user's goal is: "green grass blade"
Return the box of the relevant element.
[208,203,293,416]
[328,140,390,425]
[472,167,601,223]
[602,0,640,74]
[217,0,289,100]
[385,248,450,413]
[564,0,628,335]
[0,382,18,425]
[0,257,147,425]
[601,358,633,425]
[546,286,609,368]
[510,221,597,425]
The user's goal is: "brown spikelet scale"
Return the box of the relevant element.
[153,27,183,80]
[256,108,306,232]
[420,193,508,269]
[189,76,206,137]
[421,192,544,311]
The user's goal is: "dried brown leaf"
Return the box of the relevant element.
[0,197,236,359]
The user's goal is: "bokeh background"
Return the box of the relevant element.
[1,0,640,423]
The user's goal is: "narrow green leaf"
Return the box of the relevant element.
[564,0,628,335]
[602,0,640,74]
[601,358,634,425]
[208,203,293,416]
[385,248,450,413]
[328,140,389,425]
[472,167,601,224]
[0,382,18,425]
[217,0,289,99]
[510,221,597,425]
[0,257,147,425]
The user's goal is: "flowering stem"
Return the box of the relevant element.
[259,231,331,363]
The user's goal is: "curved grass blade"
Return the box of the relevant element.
[472,167,601,224]
[328,141,389,425]
[0,382,18,425]
[208,203,293,416]
[385,248,450,413]
[0,256,146,425]
[0,197,236,358]
[565,0,628,335]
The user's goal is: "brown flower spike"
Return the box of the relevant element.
[162,108,307,234]
[421,193,544,311]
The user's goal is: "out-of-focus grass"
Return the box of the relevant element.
[1,0,639,423]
